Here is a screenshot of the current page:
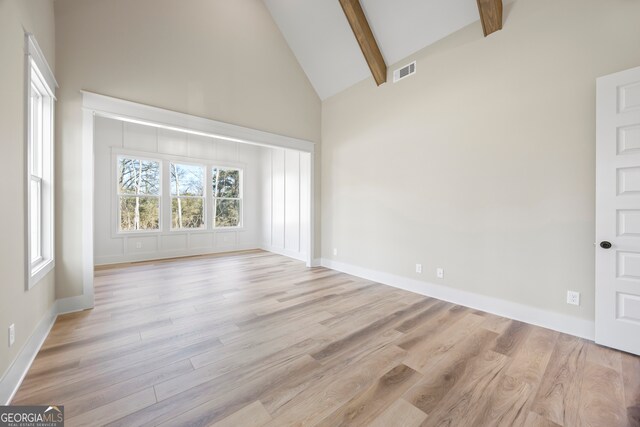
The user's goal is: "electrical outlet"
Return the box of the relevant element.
[436,268,444,279]
[8,324,15,347]
[415,264,422,274]
[567,291,580,306]
[333,248,338,256]
[136,241,142,249]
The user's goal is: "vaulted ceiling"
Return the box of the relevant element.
[263,0,490,100]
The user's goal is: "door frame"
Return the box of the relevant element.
[77,91,317,312]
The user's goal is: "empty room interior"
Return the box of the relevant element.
[2,0,640,425]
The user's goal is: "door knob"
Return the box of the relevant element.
[600,241,612,249]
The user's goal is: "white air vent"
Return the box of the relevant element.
[393,61,416,83]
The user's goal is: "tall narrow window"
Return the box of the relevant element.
[212,168,242,228]
[26,33,56,288]
[117,157,161,231]
[170,163,205,229]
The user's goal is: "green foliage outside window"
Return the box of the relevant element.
[170,163,205,229]
[117,158,241,231]
[212,168,241,227]
[118,158,160,231]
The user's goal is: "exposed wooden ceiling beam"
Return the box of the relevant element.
[476,0,503,37]
[339,0,387,86]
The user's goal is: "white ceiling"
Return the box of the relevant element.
[263,0,481,100]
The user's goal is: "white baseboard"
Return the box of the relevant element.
[0,303,57,405]
[321,258,595,341]
[0,296,92,405]
[94,244,260,266]
[260,245,308,262]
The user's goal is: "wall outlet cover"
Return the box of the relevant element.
[567,291,580,306]
[8,324,15,347]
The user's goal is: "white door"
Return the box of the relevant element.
[596,65,640,355]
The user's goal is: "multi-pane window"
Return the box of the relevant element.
[170,163,205,229]
[117,157,161,231]
[212,168,242,228]
[115,158,242,232]
[27,33,56,288]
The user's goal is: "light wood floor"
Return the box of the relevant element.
[12,250,640,426]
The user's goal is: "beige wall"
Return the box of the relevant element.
[321,0,640,321]
[54,0,321,298]
[0,0,56,380]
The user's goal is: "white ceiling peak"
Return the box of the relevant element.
[263,0,481,100]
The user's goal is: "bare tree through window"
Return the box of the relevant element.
[170,163,205,229]
[118,157,160,231]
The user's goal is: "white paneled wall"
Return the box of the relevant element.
[261,148,311,261]
[93,116,264,265]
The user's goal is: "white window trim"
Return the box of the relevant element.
[212,167,244,229]
[25,33,57,290]
[111,148,245,237]
[169,161,207,231]
[115,155,163,234]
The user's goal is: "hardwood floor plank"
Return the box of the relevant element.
[211,401,272,427]
[66,388,156,427]
[530,334,588,426]
[402,328,498,415]
[426,350,510,425]
[154,355,321,427]
[263,345,407,426]
[310,298,432,363]
[492,319,531,357]
[480,312,513,334]
[14,336,222,404]
[314,364,422,426]
[369,398,427,427]
[524,411,562,427]
[402,312,486,373]
[504,327,558,387]
[394,299,446,334]
[394,304,467,353]
[578,361,627,427]
[421,350,510,426]
[585,341,623,371]
[155,332,324,401]
[112,354,319,427]
[62,360,193,418]
[259,329,404,416]
[471,374,533,427]
[474,327,558,426]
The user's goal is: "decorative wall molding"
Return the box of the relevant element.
[260,148,311,263]
[321,258,595,340]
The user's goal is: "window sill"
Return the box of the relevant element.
[116,229,163,236]
[29,258,54,289]
[110,227,246,239]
